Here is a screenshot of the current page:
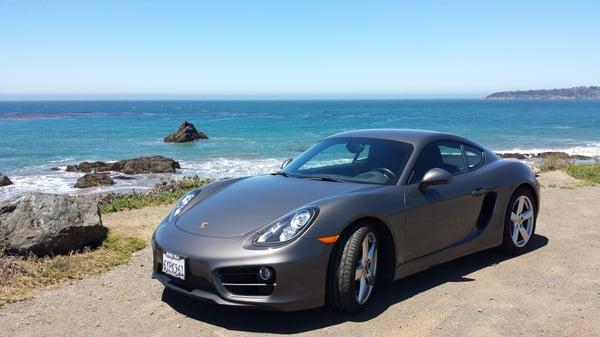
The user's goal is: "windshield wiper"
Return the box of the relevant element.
[272,172,346,183]
[305,175,346,183]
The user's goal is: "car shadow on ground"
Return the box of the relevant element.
[162,234,548,334]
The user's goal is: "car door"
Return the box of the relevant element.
[403,141,485,261]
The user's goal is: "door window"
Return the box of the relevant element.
[464,145,484,169]
[409,141,467,183]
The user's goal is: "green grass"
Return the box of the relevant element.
[99,177,212,214]
[0,234,146,307]
[566,164,600,185]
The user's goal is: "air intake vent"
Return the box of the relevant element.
[218,267,275,296]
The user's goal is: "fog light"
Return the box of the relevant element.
[258,267,273,281]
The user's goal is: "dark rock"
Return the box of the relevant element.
[113,175,136,180]
[536,152,571,160]
[66,165,80,172]
[74,172,115,188]
[49,167,61,171]
[497,153,529,160]
[0,193,107,256]
[118,156,181,174]
[163,121,208,143]
[66,156,180,174]
[68,161,116,173]
[0,174,13,187]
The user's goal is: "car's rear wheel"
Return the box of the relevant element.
[501,187,536,254]
[328,224,379,313]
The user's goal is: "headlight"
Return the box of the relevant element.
[168,189,201,222]
[254,207,318,245]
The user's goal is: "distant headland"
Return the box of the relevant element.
[486,86,600,100]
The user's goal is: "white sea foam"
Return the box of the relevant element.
[179,157,283,179]
[0,157,284,200]
[495,143,600,157]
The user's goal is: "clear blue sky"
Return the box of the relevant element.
[1,0,599,99]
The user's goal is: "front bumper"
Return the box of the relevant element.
[151,220,333,311]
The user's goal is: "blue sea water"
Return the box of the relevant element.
[1,100,600,197]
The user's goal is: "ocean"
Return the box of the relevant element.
[1,99,600,198]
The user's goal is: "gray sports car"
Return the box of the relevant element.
[152,129,539,313]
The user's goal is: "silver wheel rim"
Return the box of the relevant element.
[510,195,535,247]
[355,232,377,304]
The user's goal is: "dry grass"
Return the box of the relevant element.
[538,154,573,172]
[0,234,145,307]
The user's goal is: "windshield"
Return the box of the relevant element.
[283,137,414,185]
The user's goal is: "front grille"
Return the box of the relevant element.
[218,267,275,296]
[167,274,214,293]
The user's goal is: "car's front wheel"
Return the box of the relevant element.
[501,187,537,254]
[328,224,379,313]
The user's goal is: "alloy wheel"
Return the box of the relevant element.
[510,195,535,247]
[355,232,378,304]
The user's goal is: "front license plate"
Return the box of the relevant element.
[162,252,185,280]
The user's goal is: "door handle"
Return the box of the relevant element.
[471,187,486,196]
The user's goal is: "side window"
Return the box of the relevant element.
[409,141,467,184]
[464,145,484,169]
[439,143,466,173]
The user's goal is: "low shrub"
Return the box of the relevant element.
[538,154,572,172]
[98,176,212,214]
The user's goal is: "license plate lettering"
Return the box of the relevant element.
[162,252,185,280]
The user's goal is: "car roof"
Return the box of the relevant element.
[326,129,484,149]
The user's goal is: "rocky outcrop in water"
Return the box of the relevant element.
[74,172,115,188]
[66,156,180,174]
[0,174,13,187]
[163,121,208,143]
[0,193,107,256]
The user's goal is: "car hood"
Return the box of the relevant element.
[175,175,377,238]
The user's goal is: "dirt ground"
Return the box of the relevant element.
[1,171,599,337]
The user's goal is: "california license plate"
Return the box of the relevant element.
[162,252,185,280]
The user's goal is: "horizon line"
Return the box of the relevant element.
[0,93,488,102]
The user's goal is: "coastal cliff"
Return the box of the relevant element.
[486,86,600,100]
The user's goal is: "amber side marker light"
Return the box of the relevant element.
[317,235,339,244]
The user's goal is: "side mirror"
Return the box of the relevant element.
[281,158,293,169]
[418,168,452,192]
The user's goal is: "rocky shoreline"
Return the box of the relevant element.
[495,151,597,161]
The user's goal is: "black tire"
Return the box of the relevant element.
[500,187,537,254]
[327,224,379,313]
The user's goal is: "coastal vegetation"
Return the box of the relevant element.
[0,234,145,307]
[566,164,600,184]
[98,176,213,214]
[536,155,600,184]
[538,153,573,172]
[486,86,600,100]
